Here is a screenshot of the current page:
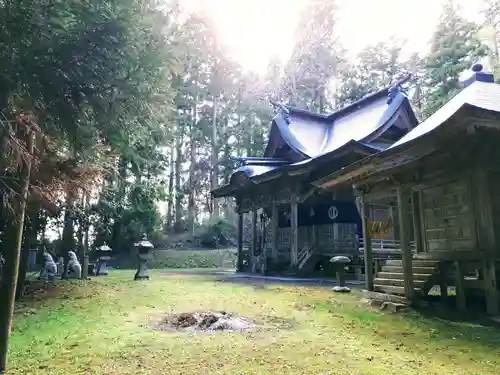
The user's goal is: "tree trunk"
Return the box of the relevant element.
[61,189,76,279]
[222,116,231,218]
[82,192,90,279]
[76,208,84,263]
[187,99,197,236]
[15,213,38,301]
[0,131,34,374]
[318,86,325,113]
[165,144,175,233]
[211,95,219,217]
[174,142,183,233]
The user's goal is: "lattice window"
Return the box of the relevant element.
[277,228,290,249]
[316,223,358,253]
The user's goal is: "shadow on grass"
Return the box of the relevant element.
[214,274,338,288]
[308,290,500,353]
[402,295,500,349]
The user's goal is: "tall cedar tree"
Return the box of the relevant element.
[424,0,486,117]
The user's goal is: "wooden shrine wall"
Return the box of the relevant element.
[419,177,477,253]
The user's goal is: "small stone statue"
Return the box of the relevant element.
[39,253,57,281]
[67,251,82,279]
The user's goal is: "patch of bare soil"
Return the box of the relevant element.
[156,311,260,332]
[22,280,66,300]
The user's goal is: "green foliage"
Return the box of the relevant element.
[284,0,343,112]
[336,41,412,107]
[423,0,487,117]
[112,249,236,269]
[198,216,236,248]
[93,180,166,251]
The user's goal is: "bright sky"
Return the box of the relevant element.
[183,0,487,72]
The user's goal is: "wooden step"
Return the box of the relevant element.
[374,284,423,296]
[384,260,403,266]
[374,278,427,287]
[381,265,435,274]
[384,259,439,267]
[378,272,431,281]
[381,266,403,273]
[412,260,440,267]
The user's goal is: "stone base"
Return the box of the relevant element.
[96,259,109,276]
[135,260,150,280]
[380,301,408,313]
[332,286,351,293]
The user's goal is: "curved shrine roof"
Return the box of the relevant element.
[212,83,418,198]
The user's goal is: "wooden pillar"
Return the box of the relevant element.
[454,261,466,312]
[360,196,374,291]
[271,199,279,262]
[438,262,448,304]
[290,195,299,267]
[473,167,498,315]
[411,191,423,254]
[388,206,395,238]
[251,209,258,272]
[396,186,414,300]
[484,259,498,315]
[236,212,244,272]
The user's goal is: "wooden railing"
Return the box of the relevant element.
[358,238,417,254]
[316,239,359,256]
[298,242,317,269]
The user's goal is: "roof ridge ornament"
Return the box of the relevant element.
[387,73,411,104]
[461,62,495,87]
[270,100,291,124]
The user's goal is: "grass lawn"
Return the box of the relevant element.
[7,270,500,375]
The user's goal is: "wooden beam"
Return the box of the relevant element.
[237,213,244,272]
[364,186,397,203]
[360,196,374,291]
[251,209,258,272]
[271,199,279,261]
[411,190,423,254]
[454,261,466,312]
[396,186,414,300]
[290,195,299,267]
[298,187,317,203]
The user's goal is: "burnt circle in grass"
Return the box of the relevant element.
[156,311,260,332]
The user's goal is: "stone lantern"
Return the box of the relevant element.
[96,243,112,276]
[134,236,154,280]
[330,255,351,293]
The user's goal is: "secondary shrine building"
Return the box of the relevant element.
[315,65,500,314]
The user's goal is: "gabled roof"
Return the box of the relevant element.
[312,67,500,189]
[265,83,417,159]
